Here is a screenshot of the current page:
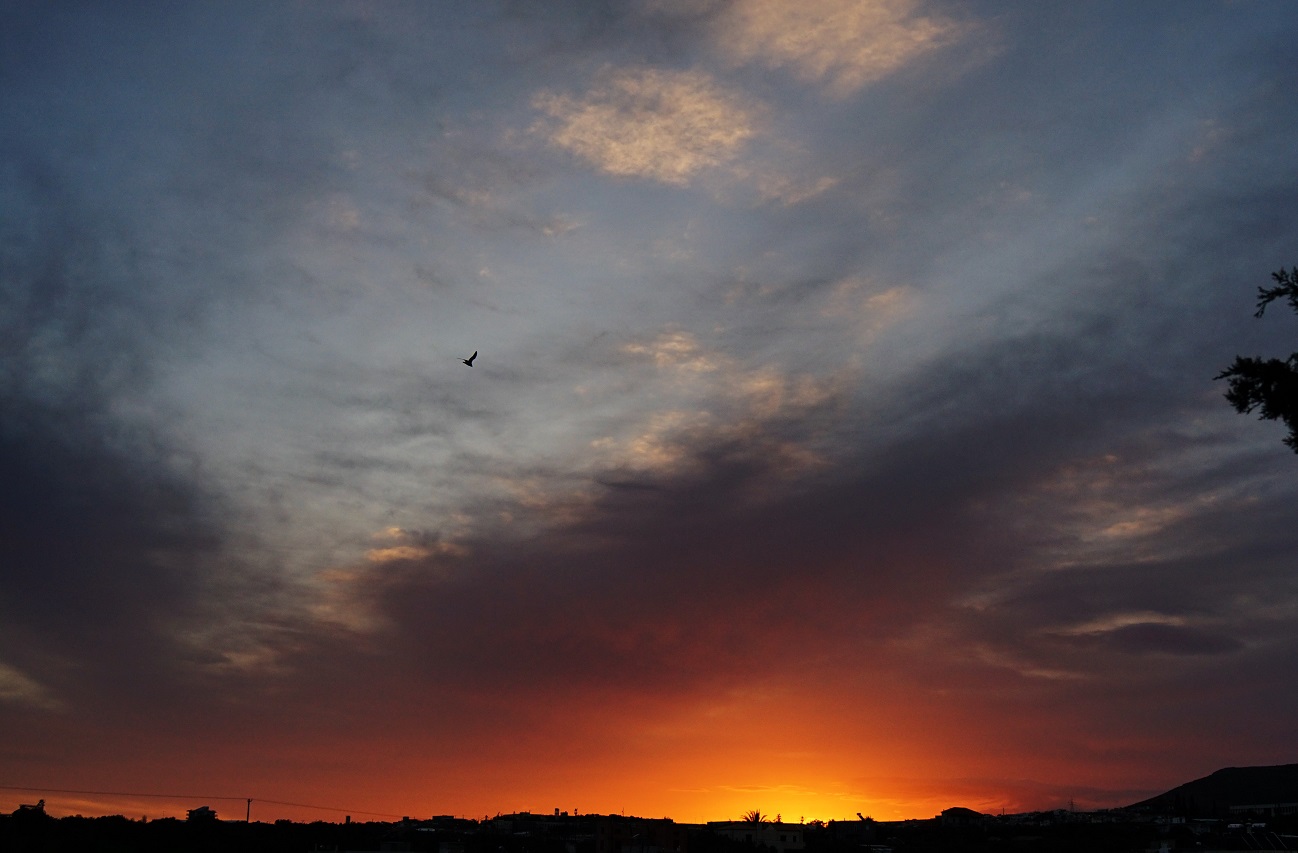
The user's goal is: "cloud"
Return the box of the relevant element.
[822,279,917,346]
[621,329,721,373]
[365,527,469,564]
[716,0,960,96]
[1094,623,1244,657]
[0,152,274,724]
[532,66,760,185]
[0,662,63,711]
[935,423,1298,692]
[1054,611,1188,636]
[592,328,844,482]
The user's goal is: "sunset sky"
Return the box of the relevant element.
[3,0,1298,825]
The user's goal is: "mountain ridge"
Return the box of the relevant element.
[1126,764,1298,815]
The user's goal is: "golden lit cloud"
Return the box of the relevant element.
[717,0,959,96]
[365,545,430,562]
[621,329,719,373]
[533,67,759,185]
[301,528,473,635]
[595,330,842,481]
[364,528,468,563]
[736,368,834,420]
[624,410,708,470]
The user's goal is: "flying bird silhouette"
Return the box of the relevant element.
[460,351,477,367]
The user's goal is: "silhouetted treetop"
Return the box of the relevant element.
[1217,267,1298,453]
[1252,266,1298,317]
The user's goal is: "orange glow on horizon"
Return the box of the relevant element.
[0,774,1074,826]
[0,636,1174,827]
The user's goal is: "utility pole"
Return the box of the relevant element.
[247,798,252,822]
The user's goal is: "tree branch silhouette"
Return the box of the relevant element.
[1216,267,1298,453]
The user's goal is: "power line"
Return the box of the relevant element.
[243,798,404,819]
[0,785,404,819]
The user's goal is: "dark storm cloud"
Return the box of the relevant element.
[0,0,379,717]
[0,174,227,715]
[312,330,1147,693]
[0,0,495,721]
[284,197,1298,747]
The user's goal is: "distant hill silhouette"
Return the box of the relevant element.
[1127,764,1298,816]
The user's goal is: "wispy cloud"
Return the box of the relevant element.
[0,662,63,711]
[532,67,760,185]
[716,0,961,96]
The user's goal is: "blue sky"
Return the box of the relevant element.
[2,0,1297,822]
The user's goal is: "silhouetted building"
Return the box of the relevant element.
[825,817,877,845]
[186,805,218,822]
[938,807,987,827]
[12,798,47,819]
[14,799,44,814]
[706,821,804,853]
[597,817,688,853]
[1229,803,1298,817]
